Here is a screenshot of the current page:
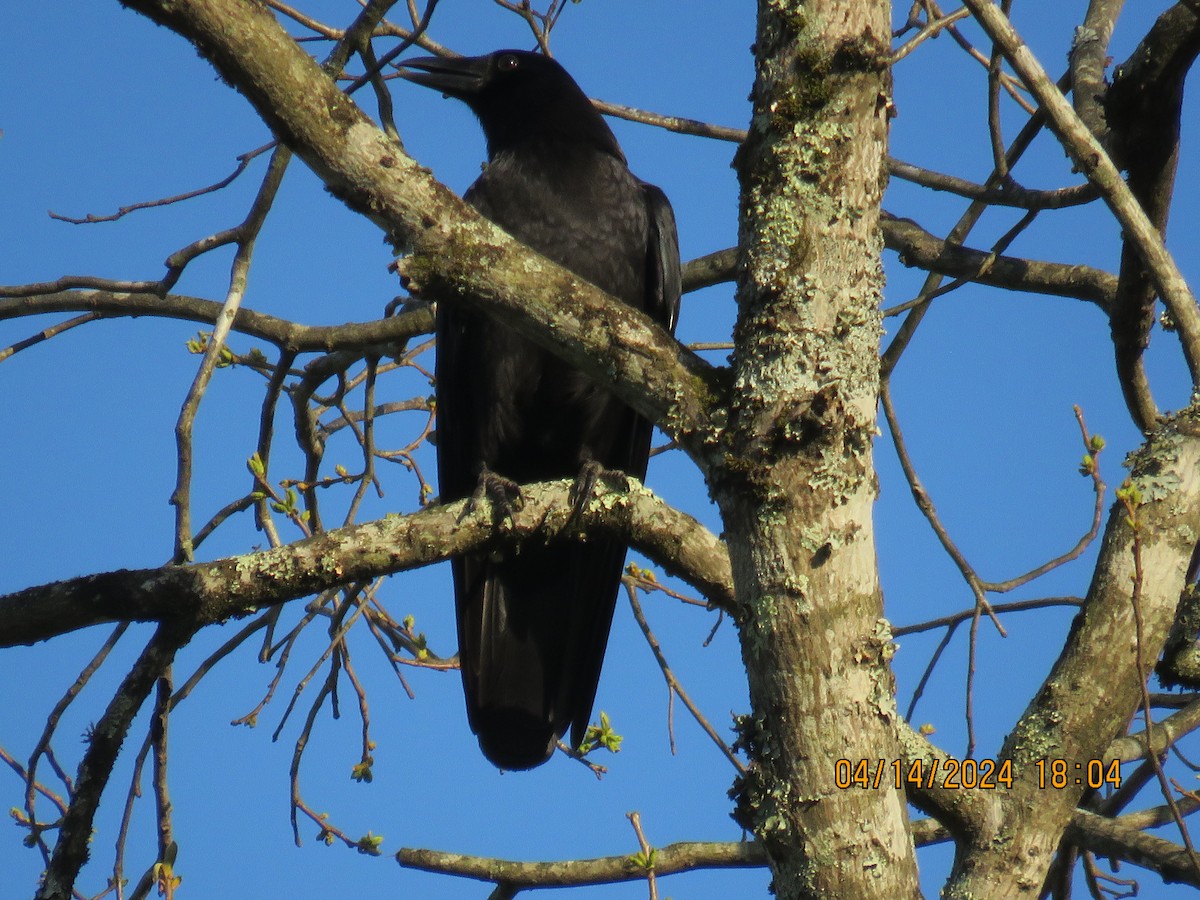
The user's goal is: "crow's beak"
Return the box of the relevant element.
[399,55,488,99]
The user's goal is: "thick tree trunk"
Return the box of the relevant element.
[718,1,920,896]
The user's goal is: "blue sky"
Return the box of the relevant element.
[3,2,1198,898]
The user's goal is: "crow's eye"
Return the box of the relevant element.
[497,54,520,71]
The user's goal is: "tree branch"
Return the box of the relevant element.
[117,0,722,461]
[962,0,1200,388]
[1106,3,1200,430]
[397,840,767,889]
[1068,0,1124,143]
[897,725,1003,842]
[949,409,1200,894]
[1066,808,1200,889]
[670,218,1119,310]
[1,236,735,333]
[398,817,958,892]
[35,625,192,900]
[882,214,1116,311]
[0,288,435,353]
[1,479,734,648]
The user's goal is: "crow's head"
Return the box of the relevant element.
[401,50,622,159]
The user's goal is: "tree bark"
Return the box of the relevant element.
[946,411,1200,897]
[719,1,919,896]
[1,479,732,647]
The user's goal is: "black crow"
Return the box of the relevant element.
[402,50,681,770]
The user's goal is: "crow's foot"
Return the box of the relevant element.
[567,460,630,526]
[461,465,525,526]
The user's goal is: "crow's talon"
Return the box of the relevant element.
[568,459,603,512]
[461,465,525,526]
[567,460,629,525]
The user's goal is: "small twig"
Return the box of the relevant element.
[270,590,358,742]
[339,357,384,526]
[360,607,419,697]
[966,605,982,758]
[25,624,130,866]
[289,664,339,846]
[896,596,1083,639]
[626,812,658,900]
[0,313,101,364]
[881,66,1071,377]
[592,98,747,143]
[293,796,381,854]
[319,397,431,436]
[1082,853,1139,900]
[879,380,1004,636]
[191,493,257,552]
[976,406,1107,593]
[0,746,67,814]
[48,144,273,225]
[554,740,610,779]
[925,0,1035,112]
[985,1,1013,180]
[623,570,710,609]
[232,607,322,728]
[341,639,376,783]
[397,840,767,889]
[253,348,301,540]
[887,159,1096,209]
[171,145,293,563]
[626,583,746,773]
[905,621,959,723]
[0,276,166,298]
[151,673,178,899]
[892,6,971,62]
[338,0,440,98]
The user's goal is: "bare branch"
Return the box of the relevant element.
[626,584,747,773]
[593,98,748,143]
[1069,0,1124,142]
[397,840,767,890]
[172,145,292,562]
[0,289,435,353]
[34,626,192,900]
[47,143,274,224]
[888,157,1097,210]
[1106,3,1200,430]
[892,6,971,62]
[1066,808,1200,889]
[1106,698,1200,764]
[1,479,734,648]
[895,725,1004,844]
[894,596,1083,638]
[679,218,1119,309]
[882,214,1116,312]
[962,0,1200,386]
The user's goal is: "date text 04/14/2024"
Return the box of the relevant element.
[834,757,1123,791]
